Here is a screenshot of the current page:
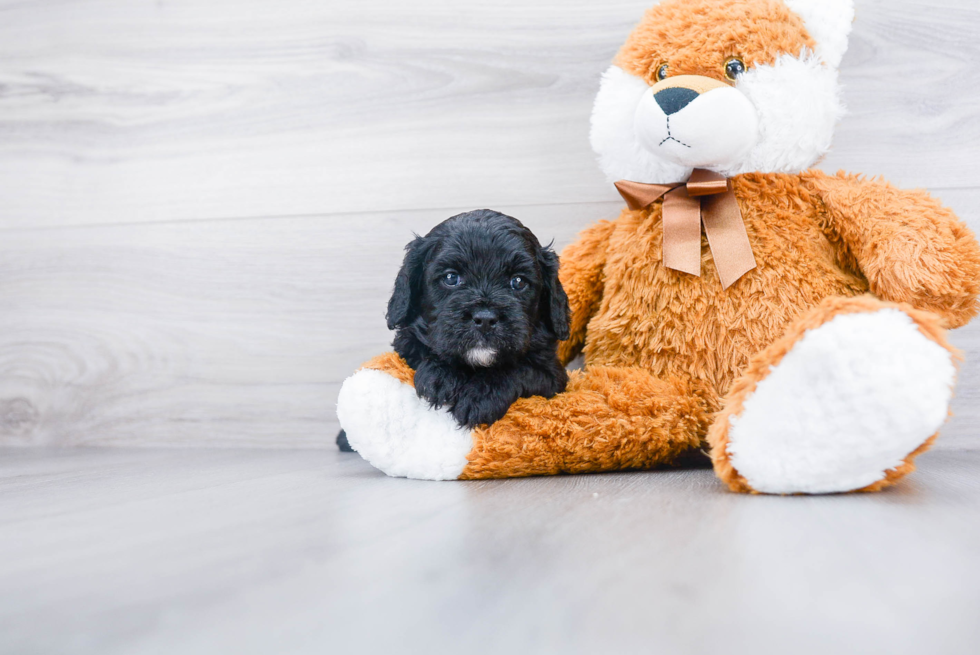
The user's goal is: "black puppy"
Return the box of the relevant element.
[390,209,570,427]
[337,209,569,449]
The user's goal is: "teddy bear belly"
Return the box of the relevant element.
[581,273,868,400]
[580,206,869,400]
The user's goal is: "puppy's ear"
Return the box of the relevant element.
[537,245,570,341]
[386,235,432,330]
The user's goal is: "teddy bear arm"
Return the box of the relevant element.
[556,219,617,364]
[806,172,980,328]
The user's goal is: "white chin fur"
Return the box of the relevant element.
[466,347,497,367]
[634,86,758,170]
[591,58,844,183]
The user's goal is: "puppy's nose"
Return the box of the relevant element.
[655,87,699,115]
[472,309,499,334]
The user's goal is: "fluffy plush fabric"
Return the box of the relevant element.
[783,0,855,68]
[727,53,843,176]
[353,353,710,479]
[615,0,814,84]
[723,304,956,494]
[709,296,959,493]
[337,359,473,481]
[591,65,692,185]
[559,173,873,401]
[336,0,980,494]
[807,171,980,326]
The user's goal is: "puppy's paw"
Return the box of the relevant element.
[451,388,514,429]
[414,360,462,409]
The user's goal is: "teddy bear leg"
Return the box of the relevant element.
[709,296,959,494]
[459,366,712,479]
[338,356,712,480]
[337,353,475,480]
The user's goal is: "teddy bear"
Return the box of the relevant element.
[337,0,980,494]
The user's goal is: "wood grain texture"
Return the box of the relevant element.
[1,447,979,654]
[0,0,977,228]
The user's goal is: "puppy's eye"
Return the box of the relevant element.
[724,57,746,82]
[510,276,527,291]
[443,271,460,287]
[656,63,669,82]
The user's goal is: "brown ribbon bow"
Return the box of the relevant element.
[615,169,757,289]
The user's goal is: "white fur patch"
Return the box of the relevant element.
[465,347,497,367]
[727,309,955,494]
[722,53,844,177]
[590,66,691,184]
[783,0,854,68]
[336,369,473,480]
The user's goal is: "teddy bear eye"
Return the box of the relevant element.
[725,57,746,81]
[656,63,669,82]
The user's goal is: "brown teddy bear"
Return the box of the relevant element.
[337,0,980,494]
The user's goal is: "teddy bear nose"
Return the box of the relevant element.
[655,87,700,115]
[472,309,499,334]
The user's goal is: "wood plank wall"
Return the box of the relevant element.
[0,0,977,448]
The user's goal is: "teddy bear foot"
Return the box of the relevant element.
[715,304,957,494]
[336,368,474,480]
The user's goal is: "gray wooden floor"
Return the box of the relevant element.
[1,447,978,655]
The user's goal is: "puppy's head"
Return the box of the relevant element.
[387,209,569,368]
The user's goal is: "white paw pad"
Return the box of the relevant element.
[336,369,473,480]
[727,309,955,494]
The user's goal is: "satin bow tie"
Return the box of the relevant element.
[614,169,757,289]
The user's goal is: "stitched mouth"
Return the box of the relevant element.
[658,116,691,149]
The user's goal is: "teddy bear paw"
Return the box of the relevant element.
[725,308,956,494]
[336,369,473,480]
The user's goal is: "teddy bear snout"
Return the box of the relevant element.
[633,75,759,171]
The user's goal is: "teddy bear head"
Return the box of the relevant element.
[591,0,854,185]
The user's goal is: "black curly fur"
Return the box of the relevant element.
[384,209,570,429]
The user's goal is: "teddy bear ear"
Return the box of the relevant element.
[783,0,855,68]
